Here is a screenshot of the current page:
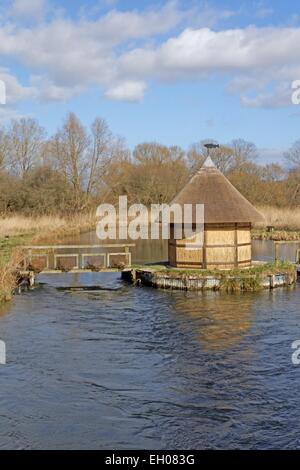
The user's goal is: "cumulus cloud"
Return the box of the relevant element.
[240,83,293,109]
[118,25,300,107]
[0,2,299,108]
[119,26,300,77]
[0,68,36,103]
[105,81,146,102]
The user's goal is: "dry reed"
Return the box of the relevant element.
[0,250,24,302]
[256,206,300,231]
[0,213,96,242]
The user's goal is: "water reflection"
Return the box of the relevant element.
[67,231,300,265]
[66,230,168,264]
[0,302,11,318]
[172,292,255,351]
[252,239,300,263]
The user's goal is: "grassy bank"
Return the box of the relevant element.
[132,261,296,278]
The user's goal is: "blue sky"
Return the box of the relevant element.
[1,0,300,163]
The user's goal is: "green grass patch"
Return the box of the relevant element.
[131,261,296,278]
[0,233,33,266]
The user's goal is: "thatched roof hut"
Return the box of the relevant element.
[169,157,264,270]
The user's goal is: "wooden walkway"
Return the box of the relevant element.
[21,244,135,272]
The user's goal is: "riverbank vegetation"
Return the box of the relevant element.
[0,213,96,243]
[1,112,300,217]
[0,213,96,302]
[251,207,300,240]
[0,249,24,303]
[132,261,296,278]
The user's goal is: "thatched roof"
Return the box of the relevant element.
[171,157,264,224]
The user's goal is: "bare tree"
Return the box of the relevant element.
[0,128,9,170]
[230,139,257,170]
[49,113,90,209]
[261,163,286,182]
[8,118,46,177]
[86,118,113,195]
[285,139,300,171]
[187,141,206,173]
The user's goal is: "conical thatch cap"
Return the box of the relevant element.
[171,158,265,224]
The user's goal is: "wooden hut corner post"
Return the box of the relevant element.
[234,222,238,268]
[168,157,264,271]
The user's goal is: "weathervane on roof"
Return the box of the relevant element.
[204,143,219,155]
[203,143,219,168]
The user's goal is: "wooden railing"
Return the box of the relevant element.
[274,241,300,264]
[21,244,135,271]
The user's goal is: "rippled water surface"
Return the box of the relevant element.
[1,241,300,449]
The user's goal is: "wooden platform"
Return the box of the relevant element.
[122,266,297,292]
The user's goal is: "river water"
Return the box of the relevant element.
[1,238,300,449]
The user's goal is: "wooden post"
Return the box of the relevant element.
[234,223,238,268]
[203,228,207,269]
[275,242,280,264]
[125,245,130,266]
[50,248,55,270]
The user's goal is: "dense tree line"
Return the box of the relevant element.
[0,112,299,214]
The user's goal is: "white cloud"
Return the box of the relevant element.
[120,26,300,77]
[0,68,36,103]
[118,25,300,107]
[0,2,299,108]
[105,81,146,102]
[240,82,293,109]
[0,106,26,124]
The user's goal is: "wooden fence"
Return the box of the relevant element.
[22,244,135,272]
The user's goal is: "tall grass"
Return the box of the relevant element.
[0,250,24,302]
[257,206,300,230]
[0,213,96,242]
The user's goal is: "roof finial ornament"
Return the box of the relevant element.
[203,156,216,168]
[203,142,219,169]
